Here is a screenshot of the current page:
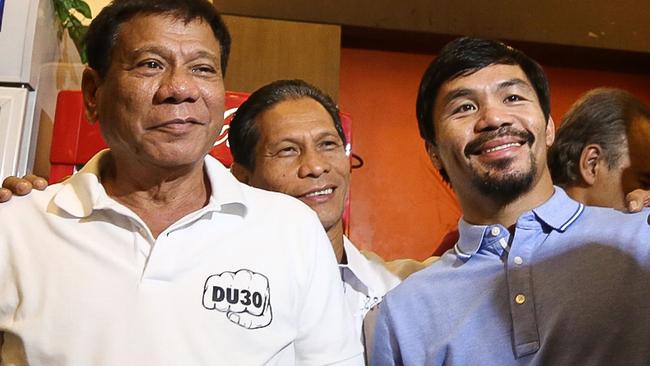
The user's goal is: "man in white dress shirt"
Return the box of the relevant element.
[228,80,433,347]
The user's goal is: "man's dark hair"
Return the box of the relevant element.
[548,88,650,187]
[416,37,551,146]
[229,79,345,170]
[85,0,231,78]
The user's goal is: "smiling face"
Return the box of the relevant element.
[83,14,225,171]
[241,97,350,232]
[429,64,555,204]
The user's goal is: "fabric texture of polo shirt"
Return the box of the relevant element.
[0,150,363,366]
[372,187,650,366]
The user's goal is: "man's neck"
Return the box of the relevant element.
[101,152,211,238]
[327,220,346,264]
[459,170,555,228]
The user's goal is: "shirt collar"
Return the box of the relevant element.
[454,186,584,259]
[52,150,248,218]
[454,220,489,259]
[531,186,584,232]
[340,236,399,297]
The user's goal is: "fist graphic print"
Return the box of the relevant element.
[202,269,272,329]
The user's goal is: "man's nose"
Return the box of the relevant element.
[298,149,331,178]
[155,67,200,104]
[475,102,511,131]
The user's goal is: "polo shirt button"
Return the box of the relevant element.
[514,256,523,265]
[515,294,526,304]
[490,227,501,236]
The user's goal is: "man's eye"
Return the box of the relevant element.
[277,147,298,156]
[192,65,216,74]
[139,60,162,69]
[452,104,476,114]
[320,140,341,150]
[505,95,524,103]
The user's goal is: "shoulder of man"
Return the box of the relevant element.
[0,182,63,218]
[576,205,650,232]
[238,182,320,221]
[361,250,440,281]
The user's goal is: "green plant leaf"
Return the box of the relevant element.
[52,0,92,63]
[71,0,92,19]
[53,1,70,24]
[69,24,89,64]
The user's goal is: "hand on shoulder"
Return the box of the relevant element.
[625,189,650,213]
[0,175,48,202]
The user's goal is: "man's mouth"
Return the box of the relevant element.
[302,188,334,198]
[150,118,204,129]
[482,141,525,154]
[465,127,534,157]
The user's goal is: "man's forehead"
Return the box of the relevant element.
[440,64,532,93]
[115,13,220,50]
[256,99,338,141]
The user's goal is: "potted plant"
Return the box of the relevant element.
[52,0,92,63]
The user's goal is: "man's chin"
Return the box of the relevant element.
[472,171,535,203]
[314,210,344,233]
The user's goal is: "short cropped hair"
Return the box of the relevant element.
[549,88,650,186]
[85,0,231,78]
[229,79,345,170]
[416,37,551,145]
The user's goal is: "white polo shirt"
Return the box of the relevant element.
[339,237,400,338]
[0,151,363,366]
[339,236,437,360]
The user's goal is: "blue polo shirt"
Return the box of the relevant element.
[372,187,650,365]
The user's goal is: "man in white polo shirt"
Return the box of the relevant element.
[0,0,362,365]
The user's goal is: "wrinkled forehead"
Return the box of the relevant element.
[119,13,217,43]
[257,98,338,139]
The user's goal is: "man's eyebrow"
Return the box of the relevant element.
[191,50,220,63]
[131,45,169,56]
[267,130,341,146]
[130,46,219,63]
[441,88,474,108]
[497,78,534,92]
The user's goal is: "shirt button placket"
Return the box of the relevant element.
[506,225,541,359]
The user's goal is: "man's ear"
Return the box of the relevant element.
[230,163,251,184]
[545,116,556,147]
[578,144,603,186]
[81,67,102,123]
[425,141,443,170]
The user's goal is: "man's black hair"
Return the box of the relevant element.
[85,0,231,78]
[549,88,650,186]
[229,79,345,170]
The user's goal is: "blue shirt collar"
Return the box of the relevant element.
[531,186,584,232]
[455,186,584,259]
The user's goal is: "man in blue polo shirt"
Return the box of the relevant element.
[372,37,650,365]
